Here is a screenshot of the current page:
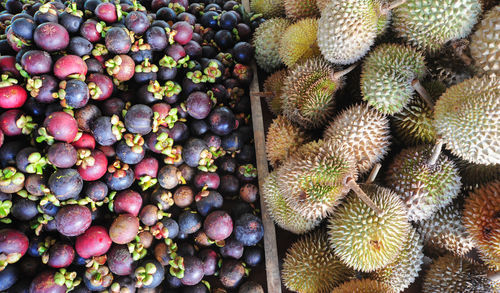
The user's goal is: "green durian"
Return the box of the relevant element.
[253,18,291,72]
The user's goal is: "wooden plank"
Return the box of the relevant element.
[241,0,282,292]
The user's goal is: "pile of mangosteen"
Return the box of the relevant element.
[0,0,266,291]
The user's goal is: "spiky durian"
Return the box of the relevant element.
[278,18,320,67]
[361,43,426,115]
[262,172,321,234]
[433,75,500,165]
[253,18,291,73]
[265,116,307,168]
[463,181,500,270]
[368,227,423,292]
[282,58,348,129]
[385,144,462,222]
[324,104,390,174]
[422,254,499,293]
[417,203,474,256]
[277,140,357,219]
[284,0,319,19]
[250,0,285,18]
[392,0,482,52]
[282,230,355,293]
[328,184,410,272]
[392,81,446,146]
[470,5,500,76]
[457,159,500,191]
[427,43,475,87]
[332,279,394,293]
[263,69,287,115]
[317,0,392,65]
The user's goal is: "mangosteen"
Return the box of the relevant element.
[234,213,264,246]
[178,210,202,235]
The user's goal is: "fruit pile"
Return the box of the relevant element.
[254,0,499,292]
[0,0,267,292]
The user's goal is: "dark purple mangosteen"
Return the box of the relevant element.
[185,91,212,120]
[105,27,132,54]
[68,37,93,57]
[107,244,136,276]
[195,190,223,216]
[48,169,83,201]
[208,106,236,136]
[145,26,167,51]
[243,246,263,267]
[0,264,19,291]
[219,259,245,288]
[234,213,264,246]
[11,198,38,221]
[20,50,52,75]
[182,138,209,168]
[178,210,202,235]
[124,104,153,135]
[199,248,217,276]
[47,242,75,268]
[135,258,164,289]
[219,174,240,197]
[125,11,150,35]
[180,256,204,286]
[33,22,69,52]
[55,205,92,237]
[220,237,244,259]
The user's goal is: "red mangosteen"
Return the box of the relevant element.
[53,55,87,80]
[75,226,112,259]
[76,149,108,181]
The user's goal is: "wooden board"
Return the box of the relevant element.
[241,0,282,292]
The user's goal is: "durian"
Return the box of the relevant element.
[282,58,353,129]
[278,18,320,67]
[276,140,357,219]
[315,0,329,12]
[327,184,410,272]
[263,69,287,115]
[281,230,355,293]
[385,144,462,222]
[361,43,427,115]
[463,181,500,270]
[422,254,499,293]
[253,18,291,73]
[265,115,307,168]
[392,0,482,52]
[324,103,391,174]
[284,0,319,19]
[392,81,446,146]
[470,5,500,76]
[317,0,395,65]
[417,202,474,256]
[433,75,500,165]
[368,227,424,292]
[331,279,394,293]
[262,171,321,234]
[457,159,500,191]
[250,0,285,18]
[427,42,475,87]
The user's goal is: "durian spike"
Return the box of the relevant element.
[345,177,383,215]
[427,140,444,166]
[332,63,358,80]
[451,39,473,66]
[412,79,434,110]
[380,0,407,14]
[366,163,382,184]
[250,91,274,98]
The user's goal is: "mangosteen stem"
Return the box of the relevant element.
[427,140,443,166]
[346,177,383,216]
[365,163,382,184]
[411,79,434,110]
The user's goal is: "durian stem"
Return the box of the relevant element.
[487,271,500,282]
[332,63,358,80]
[380,0,407,14]
[366,163,381,184]
[250,91,274,98]
[451,39,473,66]
[427,140,443,166]
[346,177,383,216]
[388,0,407,10]
[411,79,434,110]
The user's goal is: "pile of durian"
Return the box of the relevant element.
[251,0,500,292]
